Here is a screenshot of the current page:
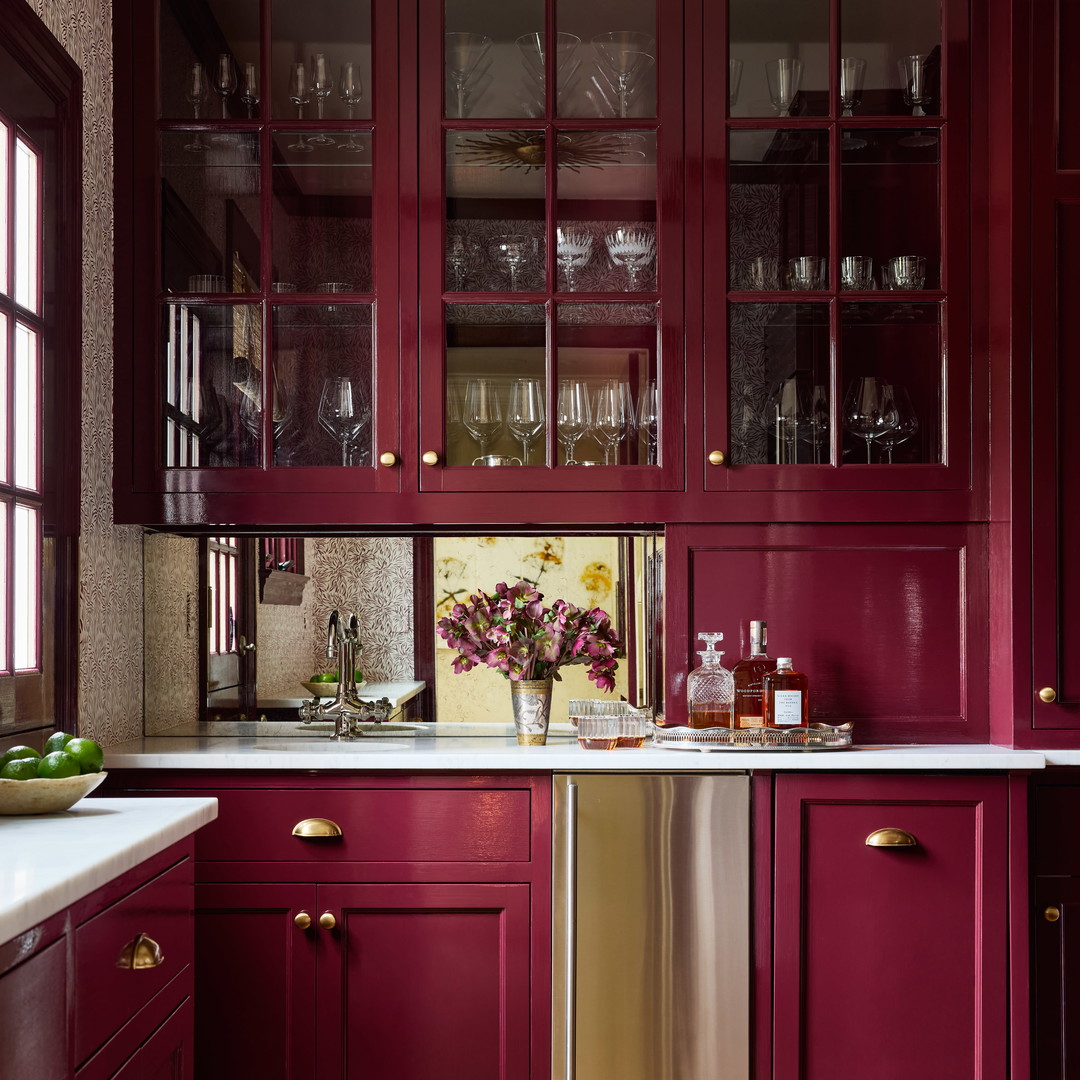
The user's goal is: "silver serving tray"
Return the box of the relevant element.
[652,722,854,752]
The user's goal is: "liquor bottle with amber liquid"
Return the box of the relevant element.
[763,657,809,728]
[686,632,735,728]
[732,620,770,729]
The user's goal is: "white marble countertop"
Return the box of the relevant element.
[0,797,218,945]
[102,731,1047,772]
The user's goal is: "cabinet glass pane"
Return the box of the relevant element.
[161,132,261,295]
[445,303,546,466]
[556,303,658,466]
[1060,1,1080,168]
[841,130,940,289]
[840,0,941,118]
[161,302,260,467]
[271,132,373,293]
[444,0,545,119]
[272,304,373,466]
[556,131,656,292]
[556,0,657,119]
[729,303,830,466]
[269,0,372,121]
[729,0,828,118]
[840,302,940,464]
[445,131,546,293]
[159,0,261,122]
[729,130,829,291]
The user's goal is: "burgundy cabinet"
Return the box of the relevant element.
[0,937,68,1080]
[772,773,1009,1080]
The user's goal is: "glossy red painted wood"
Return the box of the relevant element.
[0,938,68,1080]
[773,773,1009,1080]
[665,522,989,741]
[316,882,532,1080]
[93,998,194,1080]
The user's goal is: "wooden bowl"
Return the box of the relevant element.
[302,681,339,699]
[0,771,107,815]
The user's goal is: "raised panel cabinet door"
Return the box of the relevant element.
[773,774,1008,1080]
[0,937,68,1080]
[194,883,317,1080]
[1033,877,1080,1079]
[315,882,533,1080]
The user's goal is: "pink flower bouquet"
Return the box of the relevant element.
[436,580,622,691]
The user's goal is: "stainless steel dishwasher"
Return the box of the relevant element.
[552,772,750,1080]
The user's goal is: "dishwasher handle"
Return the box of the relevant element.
[565,779,578,1080]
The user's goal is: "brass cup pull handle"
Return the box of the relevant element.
[1045,906,1062,923]
[319,912,337,930]
[1039,687,1058,703]
[294,911,312,930]
[116,933,165,970]
[865,827,918,848]
[292,817,343,839]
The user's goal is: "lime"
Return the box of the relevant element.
[36,751,80,779]
[43,731,74,755]
[64,737,104,774]
[310,672,336,683]
[0,745,41,770]
[0,757,40,781]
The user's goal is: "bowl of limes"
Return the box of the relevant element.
[0,731,106,814]
[301,670,363,700]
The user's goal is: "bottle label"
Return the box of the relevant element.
[772,690,803,726]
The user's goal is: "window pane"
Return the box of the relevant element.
[0,121,7,296]
[0,312,7,483]
[14,137,39,313]
[14,322,39,490]
[0,501,6,670]
[13,502,38,671]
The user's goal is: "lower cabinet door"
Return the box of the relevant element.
[315,882,533,1080]
[194,883,318,1080]
[0,937,68,1080]
[773,774,1009,1080]
[1033,877,1080,1079]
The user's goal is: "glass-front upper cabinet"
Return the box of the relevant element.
[129,0,399,494]
[705,0,968,492]
[416,0,684,492]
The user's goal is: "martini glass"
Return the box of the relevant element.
[592,31,655,118]
[446,32,492,118]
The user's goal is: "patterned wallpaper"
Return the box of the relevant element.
[31,0,148,747]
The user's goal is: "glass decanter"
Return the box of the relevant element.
[686,632,735,728]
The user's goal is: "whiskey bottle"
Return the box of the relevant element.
[763,657,809,728]
[732,620,770,729]
[686,632,735,728]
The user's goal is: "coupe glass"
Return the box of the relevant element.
[214,54,237,119]
[446,32,492,118]
[898,54,932,116]
[839,57,866,116]
[843,376,898,463]
[605,227,656,290]
[240,61,260,118]
[592,31,655,118]
[287,63,314,152]
[765,57,802,117]
[636,379,659,464]
[556,379,591,465]
[877,384,919,463]
[556,227,594,291]
[308,54,335,145]
[318,377,368,466]
[184,62,210,152]
[463,378,503,456]
[507,378,546,464]
[338,61,365,152]
[591,379,632,465]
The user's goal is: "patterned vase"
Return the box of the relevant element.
[510,678,553,745]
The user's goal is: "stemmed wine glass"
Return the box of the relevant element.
[876,384,919,463]
[843,376,898,463]
[765,57,802,117]
[287,63,314,152]
[446,234,479,290]
[318,377,367,465]
[240,61,260,118]
[729,58,743,110]
[774,377,807,464]
[446,32,492,118]
[605,227,656,290]
[507,378,545,464]
[213,54,237,119]
[636,379,659,464]
[556,378,591,465]
[898,54,932,116]
[308,54,335,145]
[805,384,829,464]
[445,379,466,444]
[463,378,503,456]
[591,379,632,465]
[839,57,866,116]
[338,61,365,153]
[592,31,655,118]
[492,234,533,291]
[556,227,594,291]
[184,63,210,152]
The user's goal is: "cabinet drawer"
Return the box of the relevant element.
[74,859,193,1065]
[193,786,533,864]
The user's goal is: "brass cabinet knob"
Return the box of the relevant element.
[865,827,918,848]
[707,450,726,466]
[378,451,398,467]
[116,933,165,970]
[319,912,337,930]
[1039,687,1058,703]
[1044,906,1061,923]
[294,912,312,930]
[421,450,440,466]
[291,817,343,839]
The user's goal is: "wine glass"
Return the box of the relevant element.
[446,234,479,290]
[308,54,335,145]
[729,58,743,110]
[338,61,365,153]
[636,379,659,463]
[183,62,210,152]
[318,376,367,465]
[592,31,655,118]
[445,379,466,444]
[240,61,260,118]
[287,62,314,152]
[591,379,632,465]
[774,377,807,464]
[556,379,591,465]
[605,227,656,290]
[507,378,546,464]
[463,378,503,456]
[898,54,932,116]
[805,384,829,464]
[877,385,919,463]
[213,54,237,119]
[843,376,898,463]
[492,234,533,291]
[765,57,802,117]
[839,57,866,116]
[446,32,492,118]
[556,227,594,291]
